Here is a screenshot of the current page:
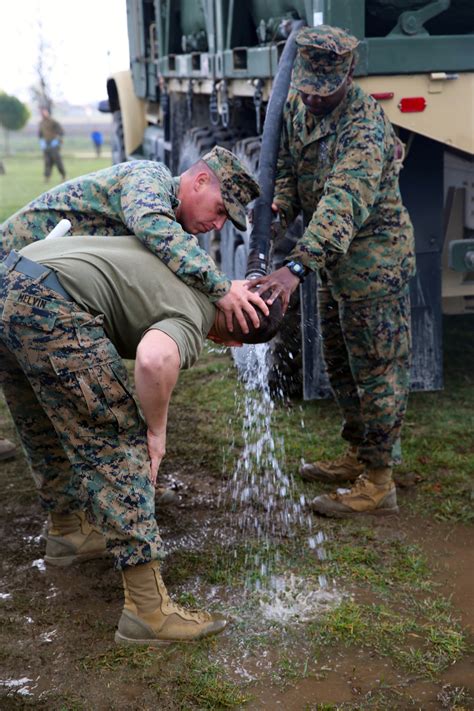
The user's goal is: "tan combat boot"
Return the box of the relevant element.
[0,438,17,461]
[310,468,399,518]
[115,561,227,645]
[44,511,107,567]
[300,445,366,484]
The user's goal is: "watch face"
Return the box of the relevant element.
[287,261,306,280]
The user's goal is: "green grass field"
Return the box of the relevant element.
[0,144,473,709]
[0,153,110,223]
[0,124,112,221]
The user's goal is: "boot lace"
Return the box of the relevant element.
[157,579,210,622]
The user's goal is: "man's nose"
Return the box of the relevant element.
[215,215,227,230]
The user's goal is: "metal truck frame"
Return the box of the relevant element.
[102,0,474,398]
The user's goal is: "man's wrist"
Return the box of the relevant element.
[285,260,308,282]
[210,278,232,303]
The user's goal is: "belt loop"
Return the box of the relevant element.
[38,270,52,285]
[4,250,21,273]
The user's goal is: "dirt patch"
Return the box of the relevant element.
[1,456,473,709]
[402,516,474,633]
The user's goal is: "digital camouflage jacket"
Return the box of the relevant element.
[276,84,416,301]
[0,161,231,300]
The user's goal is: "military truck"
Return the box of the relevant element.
[101,0,474,398]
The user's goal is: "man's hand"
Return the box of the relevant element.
[246,266,300,313]
[147,429,166,486]
[247,201,280,225]
[216,280,269,333]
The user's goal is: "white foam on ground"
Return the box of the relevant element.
[0,677,33,695]
[40,629,57,643]
[256,574,343,624]
[32,559,46,572]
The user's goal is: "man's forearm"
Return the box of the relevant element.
[135,330,180,435]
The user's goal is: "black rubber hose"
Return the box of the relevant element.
[246,19,305,278]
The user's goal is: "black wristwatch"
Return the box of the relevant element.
[285,260,307,282]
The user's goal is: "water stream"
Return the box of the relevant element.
[225,343,336,618]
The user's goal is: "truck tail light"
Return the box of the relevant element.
[398,97,427,113]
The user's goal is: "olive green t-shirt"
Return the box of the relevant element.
[20,235,216,368]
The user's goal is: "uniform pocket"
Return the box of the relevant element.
[50,341,141,433]
[73,312,107,348]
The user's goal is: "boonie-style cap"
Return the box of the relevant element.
[201,146,260,231]
[292,25,359,97]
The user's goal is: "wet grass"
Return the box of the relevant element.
[310,598,466,678]
[158,328,473,701]
[80,645,249,709]
[1,329,472,710]
[167,313,474,527]
[310,683,474,710]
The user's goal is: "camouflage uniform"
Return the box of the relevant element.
[0,146,259,300]
[0,147,260,566]
[38,114,66,181]
[0,267,161,569]
[278,26,415,468]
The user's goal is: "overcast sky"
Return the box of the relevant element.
[0,0,130,106]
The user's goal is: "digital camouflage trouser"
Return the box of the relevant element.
[43,146,66,180]
[0,263,163,569]
[318,287,411,469]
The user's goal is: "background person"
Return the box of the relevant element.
[1,146,267,335]
[38,107,66,183]
[248,25,415,518]
[90,129,103,157]
[0,234,283,644]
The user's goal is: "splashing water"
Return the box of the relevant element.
[257,574,342,623]
[229,344,304,538]
[226,343,333,598]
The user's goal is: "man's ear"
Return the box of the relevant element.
[194,171,211,193]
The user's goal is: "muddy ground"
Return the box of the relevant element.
[1,336,473,710]
[0,457,473,710]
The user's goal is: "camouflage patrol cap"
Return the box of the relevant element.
[292,25,359,97]
[201,145,260,231]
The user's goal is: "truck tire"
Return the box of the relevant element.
[111,110,126,164]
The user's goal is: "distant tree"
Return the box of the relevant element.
[0,93,30,155]
[30,21,55,112]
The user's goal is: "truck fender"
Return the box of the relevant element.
[106,70,147,158]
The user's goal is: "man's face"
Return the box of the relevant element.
[179,174,228,235]
[299,75,350,117]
